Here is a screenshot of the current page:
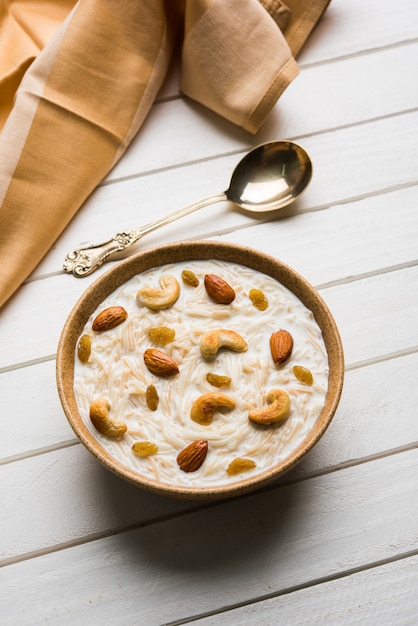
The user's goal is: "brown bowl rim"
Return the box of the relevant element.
[56,240,344,500]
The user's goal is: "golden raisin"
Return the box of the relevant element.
[249,288,268,311]
[182,269,199,287]
[206,372,232,388]
[146,384,159,410]
[77,334,92,363]
[132,441,158,456]
[293,365,314,386]
[226,458,256,476]
[147,326,175,345]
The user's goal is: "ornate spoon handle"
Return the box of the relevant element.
[63,192,226,277]
[63,231,141,277]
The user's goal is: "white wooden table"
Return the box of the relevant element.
[1,1,418,623]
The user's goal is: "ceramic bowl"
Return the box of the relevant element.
[56,241,344,499]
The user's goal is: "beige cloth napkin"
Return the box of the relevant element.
[0,0,331,308]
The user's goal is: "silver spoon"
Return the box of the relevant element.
[63,140,312,277]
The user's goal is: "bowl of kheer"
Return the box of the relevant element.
[56,241,344,499]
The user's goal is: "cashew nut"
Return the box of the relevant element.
[136,275,180,310]
[89,398,127,437]
[248,389,290,426]
[190,392,236,425]
[199,329,247,359]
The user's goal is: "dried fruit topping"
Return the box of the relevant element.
[89,398,127,437]
[200,329,247,359]
[293,365,314,385]
[137,275,180,310]
[143,348,179,377]
[226,458,256,476]
[181,269,199,287]
[190,392,236,426]
[204,274,235,304]
[270,329,293,365]
[147,326,175,345]
[249,288,268,311]
[132,441,158,456]
[206,372,232,388]
[177,440,208,472]
[77,334,92,363]
[146,384,159,410]
[248,388,291,426]
[92,306,128,332]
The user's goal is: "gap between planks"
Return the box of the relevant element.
[18,178,418,289]
[0,446,417,625]
[165,546,418,626]
[3,264,418,376]
[1,439,417,570]
[298,35,418,70]
[99,107,418,188]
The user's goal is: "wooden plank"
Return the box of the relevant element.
[0,444,198,564]
[30,109,418,279]
[0,270,100,369]
[153,0,418,100]
[216,184,418,288]
[105,42,418,183]
[300,111,418,210]
[292,351,418,477]
[320,265,418,367]
[1,449,417,625]
[297,0,418,65]
[0,360,76,461]
[1,245,417,370]
[1,351,417,560]
[257,40,418,144]
[193,554,418,625]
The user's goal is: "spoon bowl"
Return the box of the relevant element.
[64,140,312,276]
[226,141,312,211]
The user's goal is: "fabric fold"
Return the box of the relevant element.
[0,0,180,307]
[180,0,299,134]
[0,0,332,308]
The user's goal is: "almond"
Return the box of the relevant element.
[177,440,208,472]
[270,329,293,365]
[204,274,235,304]
[92,306,128,332]
[143,348,179,377]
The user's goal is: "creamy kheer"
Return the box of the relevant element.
[73,259,329,487]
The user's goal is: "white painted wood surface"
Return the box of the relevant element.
[1,1,417,624]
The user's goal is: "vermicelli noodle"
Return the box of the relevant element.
[74,259,329,487]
